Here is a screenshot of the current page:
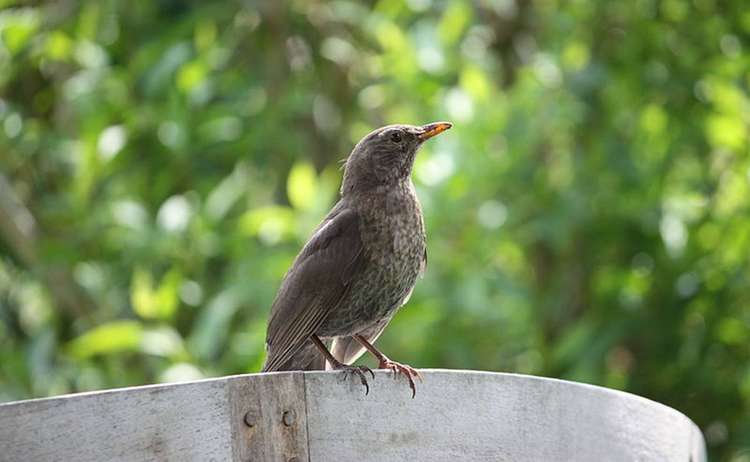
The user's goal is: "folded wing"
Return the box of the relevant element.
[262,203,362,372]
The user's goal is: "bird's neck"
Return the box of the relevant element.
[345,179,421,219]
[345,177,413,199]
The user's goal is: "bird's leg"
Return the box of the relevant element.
[310,334,374,395]
[353,334,422,398]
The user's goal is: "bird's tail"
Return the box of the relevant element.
[261,338,327,372]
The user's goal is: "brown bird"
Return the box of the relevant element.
[262,121,452,397]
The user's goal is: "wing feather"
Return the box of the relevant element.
[262,203,362,372]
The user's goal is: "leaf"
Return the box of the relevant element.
[68,321,143,359]
[287,162,317,211]
[706,114,746,150]
[141,326,186,358]
[460,66,491,101]
[238,206,296,245]
[0,8,40,54]
[177,60,206,93]
[187,290,241,361]
[131,268,181,320]
[438,2,471,45]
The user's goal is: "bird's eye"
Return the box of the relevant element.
[390,132,402,143]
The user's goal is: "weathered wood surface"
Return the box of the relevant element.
[0,369,706,462]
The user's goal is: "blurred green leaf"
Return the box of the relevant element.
[131,268,182,321]
[438,2,471,45]
[238,206,296,244]
[0,8,39,54]
[177,60,206,93]
[44,31,73,61]
[141,326,187,358]
[460,66,492,101]
[706,114,746,150]
[188,290,241,361]
[287,162,318,211]
[68,321,144,359]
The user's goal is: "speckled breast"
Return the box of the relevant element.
[318,181,426,338]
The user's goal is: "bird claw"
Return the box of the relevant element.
[334,364,373,395]
[362,365,376,380]
[378,359,422,398]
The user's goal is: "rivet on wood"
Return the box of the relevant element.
[243,411,255,428]
[282,410,295,427]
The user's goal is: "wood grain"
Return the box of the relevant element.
[228,372,308,462]
[304,370,705,462]
[0,379,231,461]
[0,370,706,462]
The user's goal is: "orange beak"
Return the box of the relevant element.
[417,121,453,141]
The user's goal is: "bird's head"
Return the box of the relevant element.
[341,122,452,195]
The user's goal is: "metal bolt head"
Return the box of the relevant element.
[282,410,295,427]
[243,411,255,428]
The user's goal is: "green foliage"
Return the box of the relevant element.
[0,1,748,458]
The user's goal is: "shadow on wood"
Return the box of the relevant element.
[0,369,706,462]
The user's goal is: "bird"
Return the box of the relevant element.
[261,121,452,397]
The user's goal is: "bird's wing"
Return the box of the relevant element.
[262,204,363,372]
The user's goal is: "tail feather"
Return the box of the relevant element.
[261,319,390,373]
[262,338,327,372]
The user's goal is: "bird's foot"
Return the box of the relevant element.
[378,358,422,398]
[329,360,375,395]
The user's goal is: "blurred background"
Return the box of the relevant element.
[0,0,748,459]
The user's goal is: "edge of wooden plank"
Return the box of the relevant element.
[0,370,705,462]
[0,376,234,461]
[0,372,261,410]
[302,369,706,462]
